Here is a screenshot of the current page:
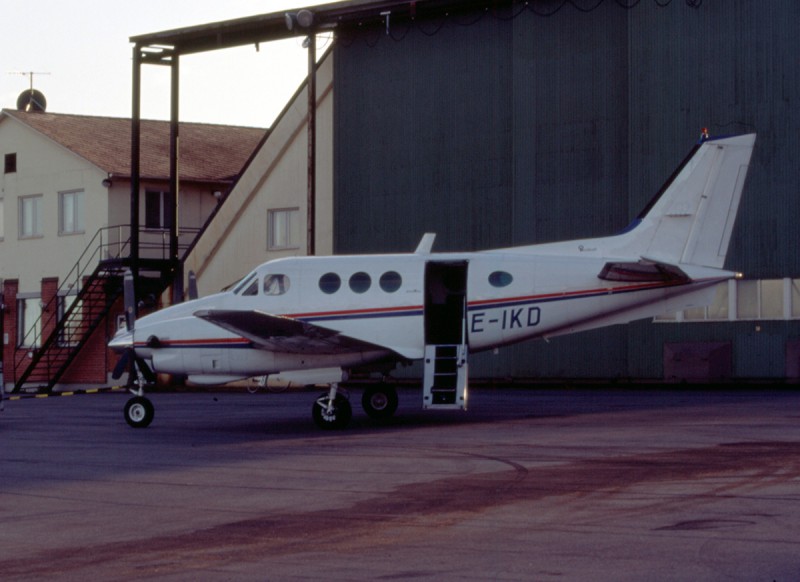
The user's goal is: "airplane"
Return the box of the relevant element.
[110,132,756,430]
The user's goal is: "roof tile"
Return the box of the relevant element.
[2,109,266,183]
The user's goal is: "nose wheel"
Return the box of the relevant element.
[124,395,154,428]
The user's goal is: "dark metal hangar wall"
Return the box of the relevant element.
[333,0,800,380]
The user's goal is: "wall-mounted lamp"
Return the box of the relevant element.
[285,9,314,31]
[212,191,223,200]
[102,177,112,188]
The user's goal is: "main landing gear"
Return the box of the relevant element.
[312,383,400,429]
[312,383,352,430]
[361,384,399,420]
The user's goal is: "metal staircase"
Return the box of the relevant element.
[12,263,127,391]
[11,226,197,393]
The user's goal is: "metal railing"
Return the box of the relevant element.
[13,225,200,382]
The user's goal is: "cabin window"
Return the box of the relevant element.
[488,271,513,287]
[264,274,290,296]
[319,273,341,294]
[349,272,371,293]
[379,271,402,293]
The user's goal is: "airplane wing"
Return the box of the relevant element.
[193,309,389,355]
[597,260,691,284]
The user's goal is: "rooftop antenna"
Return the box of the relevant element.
[8,70,50,112]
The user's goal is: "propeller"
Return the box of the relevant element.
[111,270,156,386]
[187,270,199,301]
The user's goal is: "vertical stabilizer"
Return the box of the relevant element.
[620,134,755,268]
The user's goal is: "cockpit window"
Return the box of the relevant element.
[319,272,341,294]
[264,274,290,296]
[233,271,258,295]
[488,271,513,287]
[241,278,260,296]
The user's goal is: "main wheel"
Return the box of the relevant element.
[312,393,352,430]
[124,396,154,428]
[361,385,398,420]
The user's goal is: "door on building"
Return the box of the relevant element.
[423,261,468,410]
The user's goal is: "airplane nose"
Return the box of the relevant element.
[109,329,133,352]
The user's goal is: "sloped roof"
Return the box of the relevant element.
[1,108,267,183]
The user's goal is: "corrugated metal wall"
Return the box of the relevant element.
[334,0,800,380]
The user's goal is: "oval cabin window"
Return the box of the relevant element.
[319,272,341,294]
[488,271,513,288]
[349,272,371,293]
[379,271,402,293]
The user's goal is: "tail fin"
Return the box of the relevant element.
[619,134,756,268]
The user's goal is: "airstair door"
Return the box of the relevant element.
[423,261,468,410]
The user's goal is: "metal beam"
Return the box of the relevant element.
[307,34,317,257]
[170,54,183,304]
[130,45,142,309]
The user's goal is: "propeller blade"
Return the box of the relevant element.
[123,270,136,332]
[111,348,132,380]
[187,270,199,301]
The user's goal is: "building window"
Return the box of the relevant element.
[57,294,80,346]
[59,190,85,235]
[267,208,300,250]
[4,153,16,174]
[145,190,174,230]
[17,296,42,348]
[19,194,43,238]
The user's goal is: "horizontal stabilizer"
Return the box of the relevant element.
[194,309,385,355]
[598,260,690,284]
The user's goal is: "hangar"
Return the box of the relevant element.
[4,0,798,392]
[135,0,799,383]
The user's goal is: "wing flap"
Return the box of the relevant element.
[193,309,386,355]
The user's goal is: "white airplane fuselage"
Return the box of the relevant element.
[114,245,730,384]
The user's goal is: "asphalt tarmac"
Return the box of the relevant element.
[1,385,799,581]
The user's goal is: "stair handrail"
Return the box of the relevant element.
[14,224,204,351]
[15,226,128,355]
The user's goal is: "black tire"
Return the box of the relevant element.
[312,393,352,430]
[124,396,154,428]
[361,385,398,420]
